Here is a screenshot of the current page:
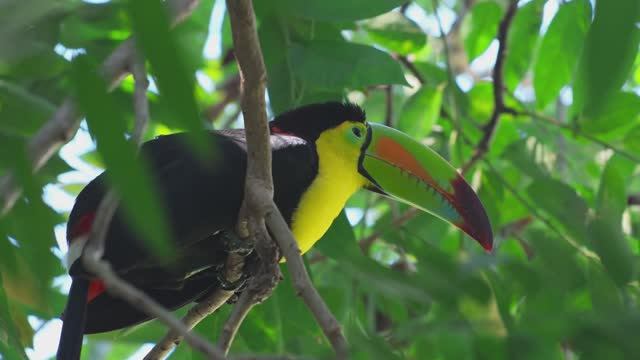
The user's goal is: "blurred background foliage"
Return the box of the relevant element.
[1,0,640,359]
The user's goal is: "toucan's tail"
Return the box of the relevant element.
[57,278,89,360]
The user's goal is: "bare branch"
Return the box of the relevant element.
[144,289,236,359]
[204,75,241,122]
[145,236,249,359]
[217,291,256,353]
[264,204,349,359]
[214,0,349,357]
[396,55,425,84]
[83,257,225,359]
[462,1,519,173]
[0,0,201,217]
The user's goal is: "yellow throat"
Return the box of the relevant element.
[290,122,366,254]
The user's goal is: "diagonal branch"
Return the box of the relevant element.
[0,0,201,217]
[462,0,519,173]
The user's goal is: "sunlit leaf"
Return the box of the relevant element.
[290,40,408,91]
[533,0,590,109]
[464,1,502,60]
[572,0,640,119]
[275,0,406,22]
[397,83,444,138]
[71,55,172,256]
[362,12,426,55]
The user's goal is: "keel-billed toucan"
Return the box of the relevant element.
[57,102,492,359]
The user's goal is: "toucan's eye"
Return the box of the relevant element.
[352,127,362,138]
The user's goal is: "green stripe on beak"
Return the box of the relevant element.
[359,123,493,251]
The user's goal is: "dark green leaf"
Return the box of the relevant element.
[464,1,502,60]
[580,91,640,134]
[504,0,544,90]
[397,83,444,138]
[290,40,407,91]
[572,0,640,118]
[533,0,590,109]
[275,0,406,22]
[362,12,426,55]
[128,0,209,153]
[526,177,589,242]
[70,55,172,256]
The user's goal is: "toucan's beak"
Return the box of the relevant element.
[359,123,493,251]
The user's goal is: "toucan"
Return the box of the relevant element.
[56,102,492,359]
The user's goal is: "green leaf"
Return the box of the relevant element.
[464,1,503,60]
[572,0,640,118]
[79,149,105,169]
[275,0,406,22]
[526,177,589,243]
[317,212,432,303]
[70,55,172,257]
[259,15,296,114]
[502,139,548,180]
[397,83,444,138]
[127,0,209,154]
[624,125,640,153]
[580,91,640,134]
[290,40,407,91]
[533,0,591,109]
[0,274,27,360]
[588,217,634,287]
[596,155,635,223]
[504,0,544,90]
[362,12,426,55]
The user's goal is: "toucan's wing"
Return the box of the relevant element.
[66,131,317,333]
[67,131,249,277]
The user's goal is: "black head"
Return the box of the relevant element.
[270,101,366,141]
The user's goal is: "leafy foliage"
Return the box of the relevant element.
[1,0,640,359]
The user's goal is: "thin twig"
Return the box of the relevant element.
[144,288,236,359]
[217,291,256,354]
[0,0,200,217]
[204,75,241,122]
[522,110,640,164]
[462,1,519,173]
[359,208,419,253]
[384,85,394,126]
[396,55,425,84]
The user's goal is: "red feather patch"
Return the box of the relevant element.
[87,279,106,303]
[69,212,95,241]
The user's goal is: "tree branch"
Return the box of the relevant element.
[264,204,349,358]
[0,0,201,217]
[215,0,348,357]
[462,1,519,173]
[217,290,256,353]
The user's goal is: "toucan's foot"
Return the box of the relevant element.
[220,230,254,257]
